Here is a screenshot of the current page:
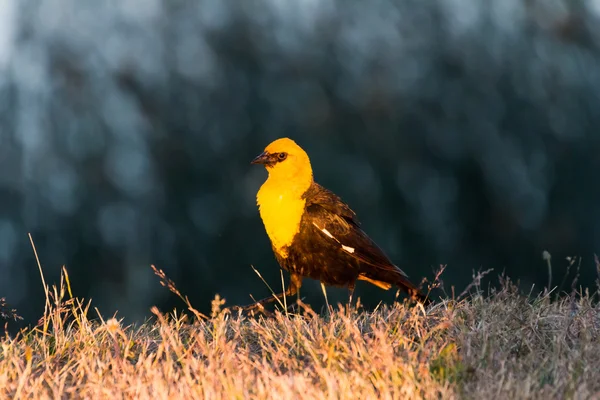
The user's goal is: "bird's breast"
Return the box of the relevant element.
[257,186,306,258]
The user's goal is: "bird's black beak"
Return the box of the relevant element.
[251,151,277,166]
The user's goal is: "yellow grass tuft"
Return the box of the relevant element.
[1,245,599,399]
[0,269,599,399]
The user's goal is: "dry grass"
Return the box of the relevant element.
[1,265,599,399]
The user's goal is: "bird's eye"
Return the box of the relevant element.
[277,152,287,161]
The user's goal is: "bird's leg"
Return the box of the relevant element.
[242,273,303,312]
[347,282,355,313]
[320,282,331,314]
[348,282,355,307]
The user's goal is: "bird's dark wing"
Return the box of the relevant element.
[303,183,359,225]
[302,183,409,278]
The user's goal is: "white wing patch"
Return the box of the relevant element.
[341,245,355,254]
[312,222,355,254]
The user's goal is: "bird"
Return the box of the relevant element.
[247,137,430,311]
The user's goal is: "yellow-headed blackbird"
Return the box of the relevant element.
[249,137,430,309]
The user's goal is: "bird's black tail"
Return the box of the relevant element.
[396,274,431,306]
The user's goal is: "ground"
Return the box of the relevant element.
[1,269,599,399]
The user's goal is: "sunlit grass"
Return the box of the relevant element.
[1,268,599,399]
[1,248,599,399]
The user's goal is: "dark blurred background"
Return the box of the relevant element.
[1,0,599,329]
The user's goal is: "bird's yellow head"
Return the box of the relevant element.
[251,138,313,187]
